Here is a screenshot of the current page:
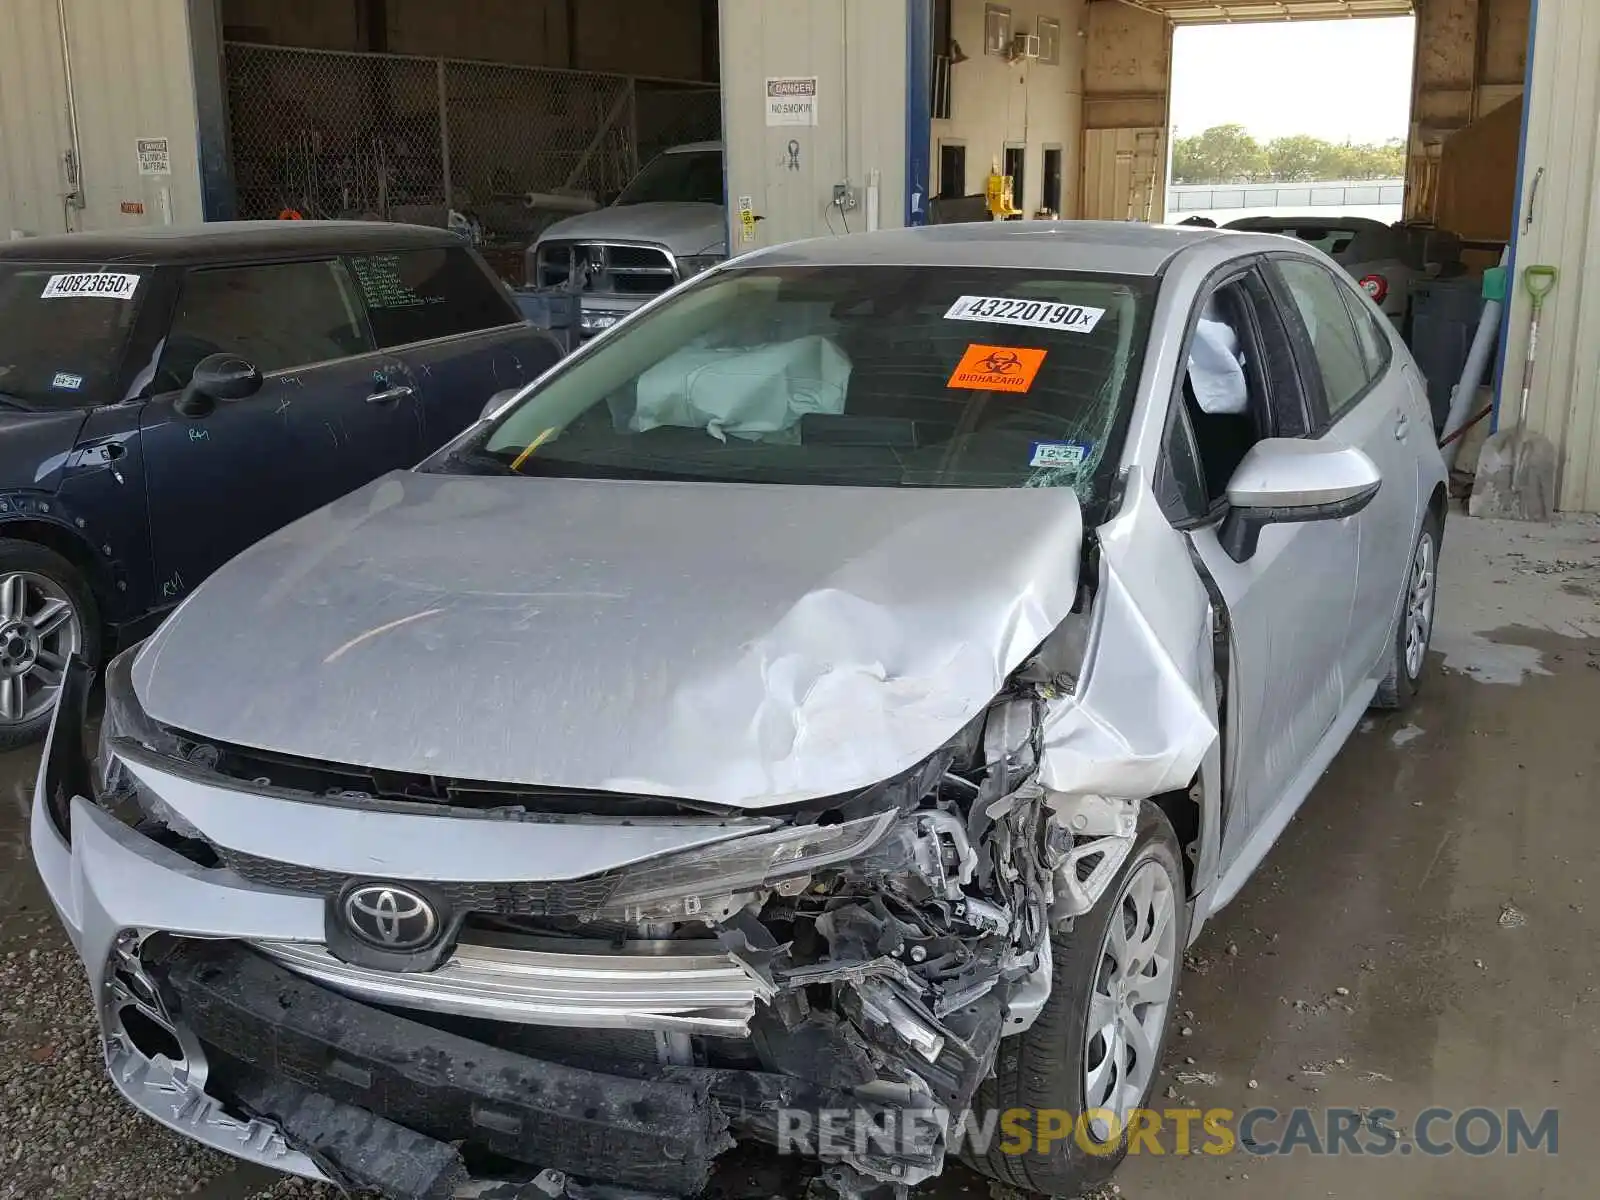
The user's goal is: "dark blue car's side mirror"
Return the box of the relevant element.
[176,353,262,417]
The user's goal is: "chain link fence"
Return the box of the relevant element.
[224,43,721,277]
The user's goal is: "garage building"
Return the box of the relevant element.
[1,0,1597,511]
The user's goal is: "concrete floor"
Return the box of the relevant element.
[1,511,1596,1199]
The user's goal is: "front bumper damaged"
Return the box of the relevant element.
[34,662,1015,1198]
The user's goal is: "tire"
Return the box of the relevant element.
[967,803,1188,1196]
[0,539,101,751]
[1372,508,1441,711]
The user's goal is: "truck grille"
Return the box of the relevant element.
[534,241,677,296]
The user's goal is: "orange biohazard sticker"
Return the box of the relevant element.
[947,344,1047,394]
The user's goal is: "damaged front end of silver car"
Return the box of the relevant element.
[34,479,1219,1200]
[68,659,1071,1199]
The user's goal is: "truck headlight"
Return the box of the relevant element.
[676,254,724,278]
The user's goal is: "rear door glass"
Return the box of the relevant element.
[157,260,373,391]
[348,248,519,349]
[0,264,148,406]
[1274,258,1371,424]
[1340,287,1394,383]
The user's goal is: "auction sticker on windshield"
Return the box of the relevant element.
[948,344,1047,394]
[40,272,141,300]
[944,295,1104,334]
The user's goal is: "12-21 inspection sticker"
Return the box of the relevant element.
[944,295,1105,334]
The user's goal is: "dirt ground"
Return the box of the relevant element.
[1,512,1595,1199]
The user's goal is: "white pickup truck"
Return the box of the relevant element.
[526,141,728,338]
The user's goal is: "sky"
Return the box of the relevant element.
[1170,17,1415,145]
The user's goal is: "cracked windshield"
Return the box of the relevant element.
[469,265,1153,517]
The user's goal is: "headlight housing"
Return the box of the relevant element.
[600,809,898,920]
[676,254,724,279]
[97,644,179,793]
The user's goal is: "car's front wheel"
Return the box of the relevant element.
[0,540,100,751]
[968,802,1187,1195]
[1373,508,1442,711]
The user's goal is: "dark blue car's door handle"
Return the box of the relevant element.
[366,385,414,404]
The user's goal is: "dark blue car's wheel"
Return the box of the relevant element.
[0,540,100,750]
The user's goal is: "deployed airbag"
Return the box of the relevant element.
[1187,300,1248,416]
[633,335,850,442]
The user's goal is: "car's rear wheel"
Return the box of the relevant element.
[967,803,1187,1196]
[0,540,100,750]
[1373,509,1441,711]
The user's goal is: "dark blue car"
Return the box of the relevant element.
[0,221,561,746]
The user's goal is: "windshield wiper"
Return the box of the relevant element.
[0,393,37,413]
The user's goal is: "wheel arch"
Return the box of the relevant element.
[1427,480,1448,539]
[0,516,115,632]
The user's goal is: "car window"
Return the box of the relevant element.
[157,260,372,392]
[0,264,148,407]
[1340,286,1393,383]
[1274,258,1370,424]
[465,264,1156,522]
[1177,278,1270,507]
[1155,402,1209,524]
[349,248,518,349]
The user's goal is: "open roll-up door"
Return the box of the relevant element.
[1131,0,1410,19]
[1080,1,1172,222]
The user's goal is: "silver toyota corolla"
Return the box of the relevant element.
[33,221,1445,1200]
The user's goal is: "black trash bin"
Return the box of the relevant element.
[1407,276,1487,434]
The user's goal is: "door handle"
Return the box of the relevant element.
[366,385,414,404]
[85,440,126,464]
[1394,415,1410,441]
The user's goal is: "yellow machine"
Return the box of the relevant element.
[985,160,1020,219]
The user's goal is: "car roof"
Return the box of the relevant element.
[739,220,1230,277]
[0,220,462,266]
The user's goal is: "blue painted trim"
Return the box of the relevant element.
[905,0,933,226]
[1493,0,1541,432]
[187,0,237,220]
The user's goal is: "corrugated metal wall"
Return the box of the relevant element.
[0,0,73,236]
[0,0,205,237]
[718,0,907,252]
[1504,0,1600,511]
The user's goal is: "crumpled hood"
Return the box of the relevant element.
[537,203,726,255]
[133,472,1082,808]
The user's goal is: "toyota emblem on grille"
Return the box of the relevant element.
[341,884,439,951]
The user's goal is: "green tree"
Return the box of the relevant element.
[1176,126,1406,184]
[1171,124,1267,184]
[1266,135,1335,182]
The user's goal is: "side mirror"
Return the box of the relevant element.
[176,353,262,417]
[1219,438,1381,563]
[480,387,521,422]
